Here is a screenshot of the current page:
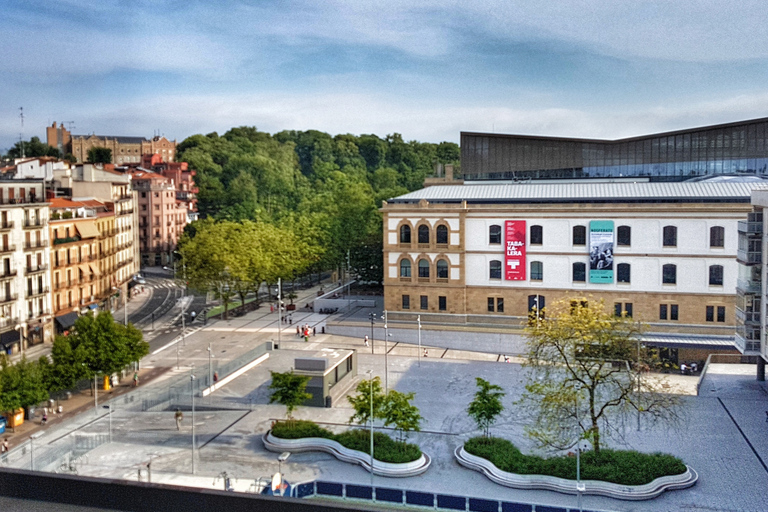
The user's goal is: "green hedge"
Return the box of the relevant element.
[464,437,686,486]
[271,420,422,464]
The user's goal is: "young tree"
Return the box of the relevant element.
[518,297,682,454]
[268,370,311,420]
[467,377,505,439]
[381,390,422,443]
[0,357,50,413]
[347,376,386,427]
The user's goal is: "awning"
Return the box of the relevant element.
[75,220,100,239]
[89,263,101,277]
[88,304,98,310]
[0,329,21,349]
[54,312,79,330]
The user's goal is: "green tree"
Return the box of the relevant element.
[268,370,312,420]
[517,297,681,454]
[6,137,61,159]
[467,377,505,438]
[87,146,112,164]
[0,357,50,412]
[381,389,422,443]
[347,376,386,426]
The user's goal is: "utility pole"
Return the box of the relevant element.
[277,278,282,347]
[381,310,389,393]
[19,107,25,158]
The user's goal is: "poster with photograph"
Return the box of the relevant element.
[589,220,614,283]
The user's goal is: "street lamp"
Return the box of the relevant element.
[368,313,375,355]
[207,342,214,387]
[94,373,99,415]
[367,369,375,500]
[277,451,290,478]
[102,404,113,443]
[417,315,422,367]
[380,311,391,393]
[190,368,196,474]
[277,278,282,347]
[29,432,43,471]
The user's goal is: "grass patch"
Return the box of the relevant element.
[206,298,257,318]
[271,420,422,464]
[464,437,686,486]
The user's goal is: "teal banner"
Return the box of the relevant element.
[589,220,614,283]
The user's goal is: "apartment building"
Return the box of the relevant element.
[132,169,187,267]
[0,180,52,355]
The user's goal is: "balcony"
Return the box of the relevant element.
[24,240,49,251]
[735,331,762,354]
[0,221,14,231]
[26,309,51,321]
[116,194,133,202]
[23,219,47,229]
[119,208,134,216]
[0,270,17,280]
[0,197,45,206]
[0,294,18,305]
[738,220,763,235]
[737,248,762,265]
[0,245,16,254]
[0,317,19,331]
[736,278,761,294]
[735,307,761,324]
[27,287,50,298]
[53,236,82,246]
[25,265,48,275]
[54,279,79,290]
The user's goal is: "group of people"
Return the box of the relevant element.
[680,362,699,375]
[297,324,315,341]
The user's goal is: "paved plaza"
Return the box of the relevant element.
[3,287,768,512]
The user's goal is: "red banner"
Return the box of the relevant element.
[504,220,526,280]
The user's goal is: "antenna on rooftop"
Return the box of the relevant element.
[66,121,75,132]
[19,107,25,158]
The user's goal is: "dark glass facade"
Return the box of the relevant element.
[461,118,768,181]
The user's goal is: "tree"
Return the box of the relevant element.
[517,297,682,454]
[268,370,312,419]
[87,146,112,164]
[467,378,505,438]
[0,357,50,413]
[348,376,386,426]
[381,389,422,443]
[6,137,60,159]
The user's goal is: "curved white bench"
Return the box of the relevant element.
[455,445,697,501]
[263,431,431,477]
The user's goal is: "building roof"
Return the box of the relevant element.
[387,181,768,205]
[132,170,168,180]
[49,198,84,209]
[642,333,735,349]
[73,135,147,144]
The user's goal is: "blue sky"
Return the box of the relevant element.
[3,0,768,152]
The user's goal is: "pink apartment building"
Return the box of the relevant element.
[132,170,188,267]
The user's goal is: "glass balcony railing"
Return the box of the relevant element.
[736,278,761,294]
[737,249,762,264]
[738,220,763,234]
[735,332,762,354]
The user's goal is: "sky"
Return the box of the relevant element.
[3,0,768,152]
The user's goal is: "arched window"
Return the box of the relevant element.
[530,261,543,280]
[418,225,429,244]
[573,226,586,245]
[489,225,502,244]
[662,264,677,284]
[709,264,723,286]
[572,262,586,282]
[663,226,677,247]
[710,226,724,248]
[399,259,411,277]
[418,259,430,278]
[436,259,449,279]
[530,225,543,245]
[489,260,502,279]
[617,226,631,246]
[399,225,411,244]
[617,263,630,283]
[436,225,448,245]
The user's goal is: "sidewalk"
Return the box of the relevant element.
[1,366,170,451]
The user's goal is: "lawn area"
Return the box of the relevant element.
[271,420,421,464]
[206,297,258,318]
[464,437,686,486]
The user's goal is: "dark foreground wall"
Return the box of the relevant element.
[0,468,366,512]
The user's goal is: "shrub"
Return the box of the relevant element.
[464,437,686,486]
[271,420,421,464]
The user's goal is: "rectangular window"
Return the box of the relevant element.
[420,295,428,310]
[439,296,446,311]
[706,305,714,322]
[659,304,668,320]
[487,297,495,312]
[402,295,410,309]
[625,303,632,318]
[717,306,725,322]
[670,304,678,320]
[615,302,623,317]
[496,298,504,313]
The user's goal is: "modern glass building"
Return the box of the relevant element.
[461,117,768,182]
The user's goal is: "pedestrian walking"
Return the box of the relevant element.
[424,349,428,357]
[175,409,184,431]
[270,304,274,313]
[213,372,219,383]
[1,438,9,453]
[296,325,300,337]
[133,372,139,387]
[313,326,316,336]
[364,335,369,347]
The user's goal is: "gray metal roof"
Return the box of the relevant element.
[389,181,768,204]
[641,333,735,348]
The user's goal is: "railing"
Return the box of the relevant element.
[0,197,45,206]
[23,219,47,228]
[737,248,762,264]
[0,221,14,230]
[736,278,761,294]
[116,194,132,202]
[27,287,50,297]
[735,308,760,323]
[0,294,18,304]
[25,265,48,274]
[734,332,761,354]
[24,240,49,250]
[119,208,134,216]
[27,308,51,320]
[53,236,81,245]
[0,244,16,254]
[737,220,763,234]
[0,270,17,279]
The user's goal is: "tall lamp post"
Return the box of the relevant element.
[207,342,214,386]
[417,315,422,367]
[190,368,196,474]
[102,404,113,443]
[381,311,390,393]
[277,278,282,347]
[367,369,375,500]
[368,313,375,355]
[29,432,43,471]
